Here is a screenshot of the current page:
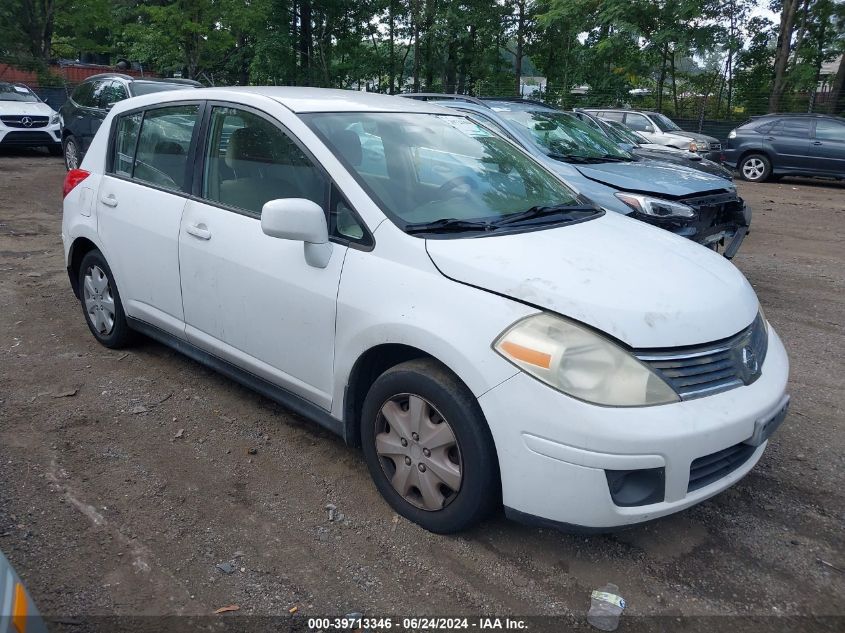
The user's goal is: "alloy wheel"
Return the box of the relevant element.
[374,393,463,511]
[742,158,765,181]
[65,139,80,170]
[83,265,116,335]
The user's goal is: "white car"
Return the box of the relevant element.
[0,81,62,155]
[61,87,790,533]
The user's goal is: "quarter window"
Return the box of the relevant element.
[599,111,625,123]
[111,112,142,177]
[100,81,127,108]
[814,119,845,142]
[71,82,96,108]
[133,104,200,192]
[201,107,327,216]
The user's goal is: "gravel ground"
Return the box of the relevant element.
[0,148,843,631]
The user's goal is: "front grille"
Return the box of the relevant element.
[688,442,756,492]
[0,130,55,144]
[0,115,49,128]
[710,142,721,151]
[635,313,768,400]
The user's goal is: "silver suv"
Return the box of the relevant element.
[584,109,722,161]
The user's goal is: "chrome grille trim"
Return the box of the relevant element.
[635,314,768,400]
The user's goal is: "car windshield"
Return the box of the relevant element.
[305,112,596,234]
[495,110,633,162]
[652,113,682,132]
[0,82,39,102]
[131,82,197,96]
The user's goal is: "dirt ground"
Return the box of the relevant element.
[1,148,843,631]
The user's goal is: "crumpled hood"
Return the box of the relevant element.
[575,161,732,196]
[426,212,758,348]
[0,101,55,116]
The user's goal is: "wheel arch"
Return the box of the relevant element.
[737,148,774,169]
[67,236,100,298]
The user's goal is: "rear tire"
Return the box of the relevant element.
[360,359,499,533]
[78,250,134,348]
[738,154,771,182]
[63,135,81,170]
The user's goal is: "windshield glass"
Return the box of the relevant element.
[305,112,591,232]
[0,82,39,102]
[495,110,633,161]
[652,113,682,132]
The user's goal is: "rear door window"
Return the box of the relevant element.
[133,104,200,192]
[99,81,127,108]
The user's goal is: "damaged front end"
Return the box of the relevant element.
[632,190,750,259]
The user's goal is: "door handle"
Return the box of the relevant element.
[100,194,118,207]
[812,141,823,146]
[185,223,211,240]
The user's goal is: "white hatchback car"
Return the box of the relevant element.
[62,87,790,533]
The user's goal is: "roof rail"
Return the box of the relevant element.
[479,96,553,109]
[400,93,489,107]
[83,72,134,81]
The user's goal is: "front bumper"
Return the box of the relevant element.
[478,324,789,530]
[0,125,62,148]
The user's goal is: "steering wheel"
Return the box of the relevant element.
[436,175,479,199]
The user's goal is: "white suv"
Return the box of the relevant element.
[62,87,790,533]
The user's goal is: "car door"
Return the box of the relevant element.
[762,118,812,171]
[809,118,845,176]
[178,104,348,410]
[96,102,202,337]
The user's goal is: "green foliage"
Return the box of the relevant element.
[0,0,841,118]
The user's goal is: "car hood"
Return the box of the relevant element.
[425,212,758,348]
[0,100,55,116]
[574,161,732,196]
[671,130,720,144]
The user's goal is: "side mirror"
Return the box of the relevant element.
[261,198,332,268]
[644,125,654,133]
[105,101,118,110]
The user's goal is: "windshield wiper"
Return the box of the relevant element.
[404,218,496,234]
[493,204,598,226]
[598,154,634,162]
[547,152,592,163]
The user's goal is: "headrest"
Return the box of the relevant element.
[333,129,362,167]
[154,140,184,156]
[226,127,274,168]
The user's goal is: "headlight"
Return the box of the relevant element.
[614,193,696,218]
[728,129,737,139]
[494,313,680,406]
[689,141,698,152]
[50,113,60,125]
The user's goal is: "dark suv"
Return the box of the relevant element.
[724,113,845,182]
[59,73,201,169]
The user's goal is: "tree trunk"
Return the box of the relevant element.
[770,0,801,112]
[670,48,678,114]
[423,0,436,89]
[829,55,845,115]
[412,1,421,92]
[388,0,395,94]
[656,44,668,112]
[299,0,313,85]
[514,0,526,96]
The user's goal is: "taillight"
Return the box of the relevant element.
[63,168,90,198]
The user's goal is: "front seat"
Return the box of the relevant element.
[219,127,298,214]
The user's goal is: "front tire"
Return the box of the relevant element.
[63,135,81,170]
[78,250,134,348]
[739,154,771,182]
[361,359,499,533]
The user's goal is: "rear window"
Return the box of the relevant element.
[130,82,198,97]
